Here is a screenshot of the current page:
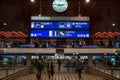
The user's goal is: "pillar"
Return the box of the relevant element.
[26,54,31,66]
[26,54,33,73]
[88,55,93,67]
[14,55,18,66]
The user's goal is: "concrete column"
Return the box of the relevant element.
[14,55,18,66]
[26,54,33,74]
[26,54,31,66]
[88,55,93,67]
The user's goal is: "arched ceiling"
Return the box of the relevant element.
[0,0,120,35]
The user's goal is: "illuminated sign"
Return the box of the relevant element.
[30,17,90,38]
[30,30,90,38]
[31,21,89,29]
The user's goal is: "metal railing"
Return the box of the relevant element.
[0,66,27,79]
[93,65,120,79]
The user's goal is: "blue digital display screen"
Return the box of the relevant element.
[30,30,90,38]
[31,21,90,29]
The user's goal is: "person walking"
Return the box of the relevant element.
[77,59,84,80]
[47,60,54,79]
[75,59,79,73]
[36,59,43,80]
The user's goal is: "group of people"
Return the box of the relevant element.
[36,59,54,80]
[36,59,84,80]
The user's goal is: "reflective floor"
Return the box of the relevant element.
[14,65,104,80]
[15,73,104,80]
[1,64,120,80]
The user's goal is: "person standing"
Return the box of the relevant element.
[66,59,70,72]
[47,60,54,79]
[58,59,61,72]
[36,59,43,80]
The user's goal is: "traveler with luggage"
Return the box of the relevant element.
[36,59,43,80]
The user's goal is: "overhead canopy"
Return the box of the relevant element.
[92,32,120,38]
[0,31,28,38]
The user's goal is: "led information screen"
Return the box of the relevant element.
[31,21,90,29]
[30,30,90,38]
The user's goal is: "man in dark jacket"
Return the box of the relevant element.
[58,59,61,72]
[75,59,79,73]
[77,59,84,80]
[37,59,43,80]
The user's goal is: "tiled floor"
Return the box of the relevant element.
[15,73,104,80]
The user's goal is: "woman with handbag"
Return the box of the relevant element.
[47,60,54,79]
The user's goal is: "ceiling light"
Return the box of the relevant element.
[3,23,7,26]
[30,0,35,3]
[112,23,115,27]
[104,53,107,55]
[39,14,41,17]
[115,53,118,55]
[86,0,90,3]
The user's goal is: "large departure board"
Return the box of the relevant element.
[31,21,89,29]
[30,30,90,38]
[30,17,90,38]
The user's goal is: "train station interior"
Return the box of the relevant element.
[0,0,120,80]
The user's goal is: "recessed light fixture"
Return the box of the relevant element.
[115,53,118,55]
[30,0,35,3]
[86,0,90,3]
[112,23,116,27]
[3,22,7,26]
